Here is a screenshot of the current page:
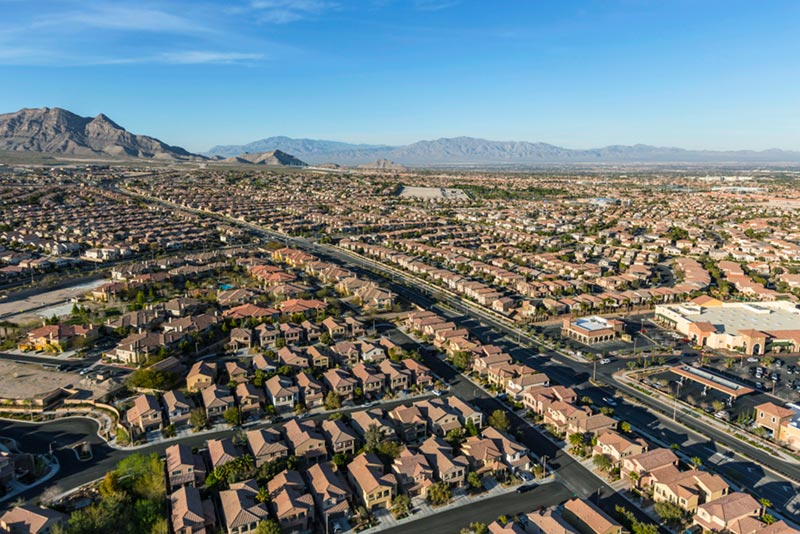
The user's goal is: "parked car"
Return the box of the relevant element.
[602,397,617,407]
[516,484,536,494]
[747,357,760,363]
[600,358,612,365]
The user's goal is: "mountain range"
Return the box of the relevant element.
[3,107,800,166]
[221,150,307,166]
[0,107,198,161]
[208,136,800,165]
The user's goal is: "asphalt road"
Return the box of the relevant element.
[0,393,438,509]
[381,482,573,534]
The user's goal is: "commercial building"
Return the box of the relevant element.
[655,298,800,356]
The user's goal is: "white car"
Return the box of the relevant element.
[747,357,760,363]
[600,358,612,365]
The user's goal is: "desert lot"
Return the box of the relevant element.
[0,361,115,401]
[0,278,109,324]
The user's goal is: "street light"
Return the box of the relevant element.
[673,381,683,421]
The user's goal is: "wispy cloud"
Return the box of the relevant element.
[32,4,209,33]
[156,51,264,64]
[414,0,460,11]
[249,0,338,24]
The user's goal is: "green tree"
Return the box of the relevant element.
[593,454,613,472]
[126,368,177,391]
[224,407,241,427]
[255,487,270,504]
[488,409,510,432]
[392,493,410,518]
[427,481,452,505]
[568,433,584,448]
[256,519,282,534]
[452,351,471,370]
[690,456,702,469]
[464,419,479,437]
[467,471,482,490]
[619,421,631,433]
[445,428,465,448]
[364,424,382,453]
[189,408,207,431]
[252,369,266,387]
[654,501,685,524]
[325,391,342,410]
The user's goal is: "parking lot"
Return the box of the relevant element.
[702,354,800,403]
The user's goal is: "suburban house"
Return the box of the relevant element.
[389,405,428,444]
[265,375,299,412]
[163,390,195,428]
[593,430,648,467]
[186,361,217,392]
[305,462,352,523]
[284,419,328,465]
[165,443,206,491]
[693,492,761,534]
[246,428,289,467]
[562,498,623,534]
[392,447,435,498]
[125,394,163,436]
[419,436,468,487]
[201,385,234,422]
[0,505,66,534]
[267,470,315,534]
[169,485,216,534]
[321,419,358,457]
[347,452,397,511]
[219,480,270,534]
[296,372,325,409]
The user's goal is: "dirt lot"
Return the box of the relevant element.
[0,278,110,324]
[0,361,115,400]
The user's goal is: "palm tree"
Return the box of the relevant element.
[690,456,702,470]
[628,470,640,489]
[759,497,772,518]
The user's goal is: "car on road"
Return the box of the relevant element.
[602,397,617,406]
[756,382,764,389]
[516,484,536,494]
[600,358,612,365]
[747,357,760,363]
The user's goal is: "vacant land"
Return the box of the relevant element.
[398,185,470,200]
[0,278,109,324]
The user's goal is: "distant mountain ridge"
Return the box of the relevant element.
[0,107,198,160]
[207,135,800,165]
[222,150,307,166]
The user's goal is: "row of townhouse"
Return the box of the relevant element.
[163,393,524,534]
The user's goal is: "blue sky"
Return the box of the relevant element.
[1,0,798,152]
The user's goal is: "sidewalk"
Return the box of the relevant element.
[362,476,552,534]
